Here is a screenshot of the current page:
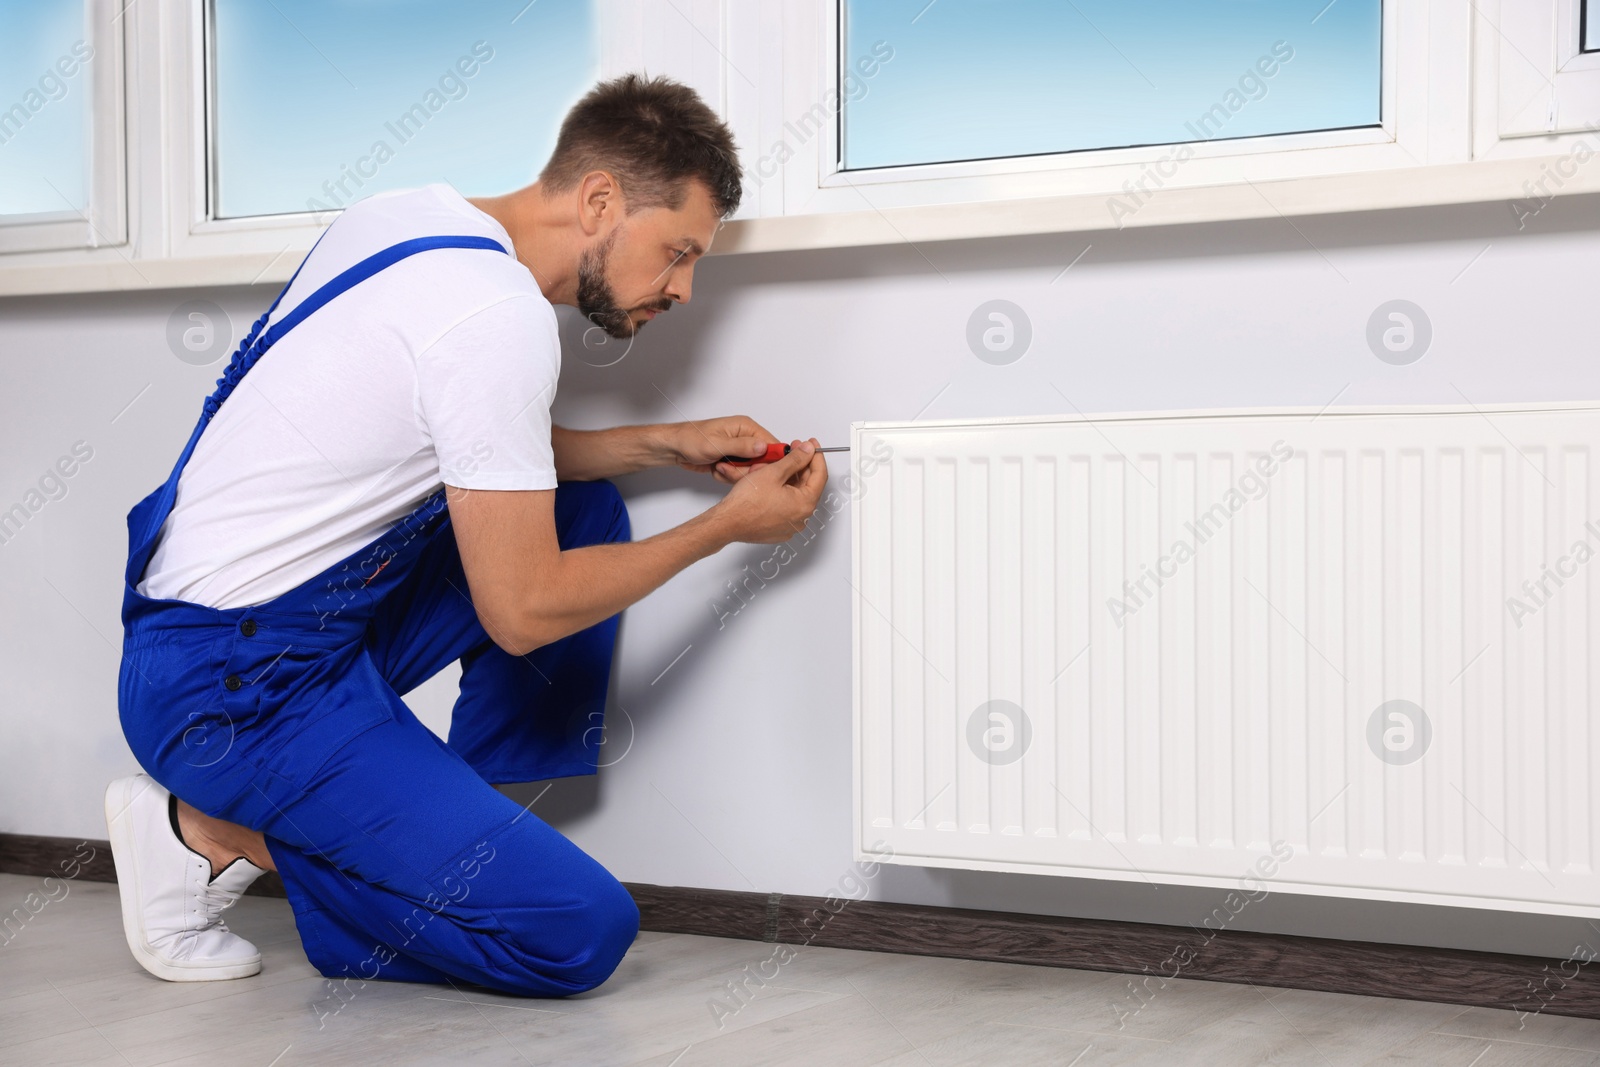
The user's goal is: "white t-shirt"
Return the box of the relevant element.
[138,183,561,609]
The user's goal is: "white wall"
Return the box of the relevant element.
[5,194,1599,961]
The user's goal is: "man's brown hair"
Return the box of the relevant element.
[540,74,742,219]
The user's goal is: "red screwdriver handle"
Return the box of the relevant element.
[718,442,790,466]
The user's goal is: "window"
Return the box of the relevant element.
[4,0,1600,292]
[1475,0,1600,153]
[0,0,123,254]
[208,0,599,220]
[840,0,1384,171]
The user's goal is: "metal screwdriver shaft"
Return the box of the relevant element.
[717,443,849,466]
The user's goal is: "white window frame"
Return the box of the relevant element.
[0,0,126,255]
[159,0,323,265]
[812,1,1408,201]
[736,0,1475,250]
[3,0,1600,293]
[152,0,653,272]
[1474,0,1600,156]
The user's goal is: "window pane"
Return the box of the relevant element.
[211,0,598,219]
[1587,0,1598,53]
[0,0,91,215]
[841,0,1383,171]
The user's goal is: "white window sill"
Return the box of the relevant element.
[0,152,1589,298]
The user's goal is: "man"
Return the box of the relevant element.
[106,74,828,997]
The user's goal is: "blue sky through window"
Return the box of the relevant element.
[0,0,91,216]
[842,0,1383,170]
[211,0,598,218]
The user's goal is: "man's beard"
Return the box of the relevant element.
[576,230,670,339]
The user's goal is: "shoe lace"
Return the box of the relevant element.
[195,879,244,933]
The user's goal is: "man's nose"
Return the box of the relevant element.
[665,267,692,304]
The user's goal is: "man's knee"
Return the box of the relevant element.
[554,478,630,549]
[568,875,641,991]
[497,873,640,996]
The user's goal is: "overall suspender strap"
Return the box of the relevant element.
[262,235,510,350]
[202,234,509,422]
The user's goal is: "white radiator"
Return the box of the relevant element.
[851,404,1600,917]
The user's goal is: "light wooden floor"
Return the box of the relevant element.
[3,873,1598,1066]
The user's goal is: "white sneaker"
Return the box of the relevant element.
[104,774,266,981]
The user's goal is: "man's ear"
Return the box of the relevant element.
[578,170,621,237]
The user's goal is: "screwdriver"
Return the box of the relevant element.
[717,443,849,466]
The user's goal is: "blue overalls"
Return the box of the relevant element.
[117,236,640,996]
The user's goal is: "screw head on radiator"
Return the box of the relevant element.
[1366,699,1432,765]
[966,300,1032,366]
[1365,300,1432,366]
[967,699,1032,765]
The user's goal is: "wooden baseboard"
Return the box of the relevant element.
[4,831,1593,1020]
[0,829,292,899]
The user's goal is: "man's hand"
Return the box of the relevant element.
[711,438,829,543]
[666,415,783,485]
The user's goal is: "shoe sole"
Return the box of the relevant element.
[104,777,262,982]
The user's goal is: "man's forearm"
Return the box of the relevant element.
[510,506,733,653]
[551,424,673,481]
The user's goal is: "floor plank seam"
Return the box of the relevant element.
[1431,1030,1600,1053]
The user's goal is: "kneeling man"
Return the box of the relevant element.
[107,74,827,996]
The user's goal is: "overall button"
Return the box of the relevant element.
[223,675,243,691]
[239,619,257,637]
